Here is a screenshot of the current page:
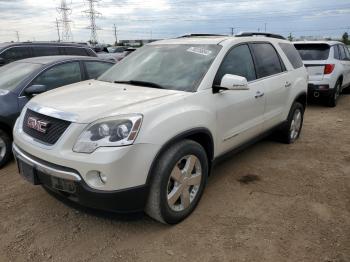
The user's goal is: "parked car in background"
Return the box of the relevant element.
[0,42,97,66]
[0,56,114,167]
[294,41,350,107]
[13,33,307,224]
[97,46,134,62]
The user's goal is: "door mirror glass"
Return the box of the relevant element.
[25,84,47,96]
[218,74,249,91]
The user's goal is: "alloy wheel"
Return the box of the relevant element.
[167,155,202,212]
[0,137,6,161]
[290,109,302,141]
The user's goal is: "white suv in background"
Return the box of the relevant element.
[13,33,308,224]
[294,41,350,107]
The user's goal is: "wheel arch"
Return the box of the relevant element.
[145,127,215,185]
[0,121,13,139]
[294,91,307,110]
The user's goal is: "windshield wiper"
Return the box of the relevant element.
[114,80,165,89]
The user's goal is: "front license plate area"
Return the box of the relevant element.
[18,160,40,185]
[51,177,76,194]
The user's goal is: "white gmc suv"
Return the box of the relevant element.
[13,33,308,224]
[294,41,350,107]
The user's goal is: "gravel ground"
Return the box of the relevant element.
[0,94,349,262]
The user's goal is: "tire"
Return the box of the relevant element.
[0,129,12,168]
[278,102,304,144]
[145,140,208,224]
[327,80,341,107]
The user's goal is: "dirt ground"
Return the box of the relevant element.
[0,95,349,262]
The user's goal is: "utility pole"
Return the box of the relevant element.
[113,23,118,45]
[55,18,61,42]
[57,0,73,41]
[264,23,267,32]
[230,27,235,36]
[15,31,20,42]
[83,0,101,46]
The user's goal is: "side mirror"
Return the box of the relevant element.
[213,74,249,93]
[25,85,47,96]
[0,58,5,66]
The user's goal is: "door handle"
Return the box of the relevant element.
[285,81,292,88]
[255,91,264,99]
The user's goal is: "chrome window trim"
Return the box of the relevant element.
[13,143,81,182]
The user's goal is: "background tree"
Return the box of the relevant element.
[287,33,294,42]
[342,32,349,45]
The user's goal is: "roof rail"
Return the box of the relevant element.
[178,34,228,38]
[235,32,286,40]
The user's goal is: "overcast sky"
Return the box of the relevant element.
[0,0,349,43]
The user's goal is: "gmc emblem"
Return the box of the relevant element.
[27,117,50,134]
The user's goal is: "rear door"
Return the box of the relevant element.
[250,42,289,129]
[294,43,330,81]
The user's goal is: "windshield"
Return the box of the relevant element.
[98,44,221,92]
[0,62,41,91]
[294,44,330,60]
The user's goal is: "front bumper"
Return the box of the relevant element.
[13,144,149,212]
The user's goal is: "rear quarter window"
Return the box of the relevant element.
[294,44,330,60]
[278,43,304,69]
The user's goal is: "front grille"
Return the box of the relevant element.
[23,109,71,145]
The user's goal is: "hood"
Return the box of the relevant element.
[28,80,187,123]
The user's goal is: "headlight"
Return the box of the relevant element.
[73,114,143,153]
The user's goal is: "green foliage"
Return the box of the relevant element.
[342,32,349,45]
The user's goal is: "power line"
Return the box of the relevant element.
[83,0,101,45]
[57,0,73,41]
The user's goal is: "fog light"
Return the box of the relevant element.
[86,170,107,186]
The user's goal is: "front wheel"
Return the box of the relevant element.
[0,129,12,168]
[278,102,304,144]
[145,140,208,224]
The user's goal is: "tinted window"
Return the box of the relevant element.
[32,62,81,91]
[65,47,88,56]
[0,62,41,91]
[294,44,330,60]
[84,61,113,79]
[279,43,303,69]
[340,45,350,60]
[334,45,340,60]
[250,43,283,78]
[214,44,256,85]
[0,47,31,63]
[32,46,60,56]
[339,45,347,60]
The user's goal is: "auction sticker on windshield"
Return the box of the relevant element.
[187,47,212,56]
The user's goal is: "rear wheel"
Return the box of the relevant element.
[145,140,208,224]
[327,80,341,107]
[277,102,304,144]
[0,129,12,168]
